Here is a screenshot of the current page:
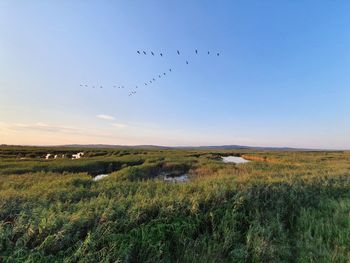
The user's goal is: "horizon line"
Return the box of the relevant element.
[1,143,348,151]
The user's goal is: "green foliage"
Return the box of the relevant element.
[1,146,350,262]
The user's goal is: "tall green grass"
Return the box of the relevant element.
[1,147,350,262]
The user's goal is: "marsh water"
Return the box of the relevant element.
[163,174,189,183]
[93,174,109,181]
[222,156,250,164]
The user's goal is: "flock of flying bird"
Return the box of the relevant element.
[80,49,220,97]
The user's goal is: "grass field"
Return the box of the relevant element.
[1,146,350,262]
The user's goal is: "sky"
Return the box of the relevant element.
[0,1,350,149]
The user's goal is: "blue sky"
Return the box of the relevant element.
[1,1,349,148]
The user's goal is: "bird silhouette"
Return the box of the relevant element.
[169,69,172,72]
[153,78,155,81]
[143,51,146,55]
[195,49,198,54]
[151,51,154,56]
[163,72,166,76]
[159,75,161,78]
[137,51,140,54]
[186,61,189,64]
[208,51,210,55]
[145,83,147,86]
[217,52,220,56]
[177,50,180,55]
[160,53,163,57]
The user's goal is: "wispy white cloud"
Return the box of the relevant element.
[4,122,82,133]
[111,123,127,128]
[97,114,115,120]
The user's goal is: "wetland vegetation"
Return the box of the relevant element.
[1,146,350,262]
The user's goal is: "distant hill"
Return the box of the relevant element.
[60,144,314,151]
[1,144,325,151]
[176,145,314,151]
[62,144,172,149]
